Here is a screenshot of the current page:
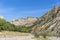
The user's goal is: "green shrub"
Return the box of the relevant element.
[0,19,31,33]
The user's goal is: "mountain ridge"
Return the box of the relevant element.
[11,16,38,27]
[0,6,60,36]
[32,6,60,36]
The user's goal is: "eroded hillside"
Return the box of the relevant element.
[32,6,60,36]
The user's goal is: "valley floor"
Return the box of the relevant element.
[0,31,34,40]
[0,31,60,40]
[49,37,60,40]
[0,36,34,40]
[0,36,60,40]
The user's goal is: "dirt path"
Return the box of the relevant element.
[0,35,60,40]
[0,36,33,40]
[0,34,34,40]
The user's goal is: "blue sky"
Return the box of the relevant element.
[0,0,60,21]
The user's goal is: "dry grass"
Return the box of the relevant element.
[33,37,50,40]
[0,31,29,36]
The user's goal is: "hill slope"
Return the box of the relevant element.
[32,6,60,36]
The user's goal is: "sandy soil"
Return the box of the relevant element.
[49,37,60,40]
[0,35,60,40]
[0,34,34,40]
[0,36,33,40]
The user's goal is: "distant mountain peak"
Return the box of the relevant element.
[11,16,37,27]
[55,6,60,13]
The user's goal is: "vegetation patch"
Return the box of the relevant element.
[0,31,29,36]
[34,37,50,40]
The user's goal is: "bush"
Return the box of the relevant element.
[0,19,31,33]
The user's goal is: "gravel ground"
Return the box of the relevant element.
[0,36,60,40]
[0,36,33,40]
[49,37,60,40]
[0,34,34,40]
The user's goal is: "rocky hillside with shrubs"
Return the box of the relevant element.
[0,6,60,37]
[32,6,60,37]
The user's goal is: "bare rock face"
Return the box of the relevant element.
[32,6,60,36]
[11,16,37,27]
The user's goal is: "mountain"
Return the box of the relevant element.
[0,6,60,36]
[32,6,60,36]
[11,16,37,27]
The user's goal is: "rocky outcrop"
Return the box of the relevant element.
[11,16,37,27]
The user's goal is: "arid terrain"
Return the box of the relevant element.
[0,36,33,40]
[0,36,60,40]
[0,31,34,40]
